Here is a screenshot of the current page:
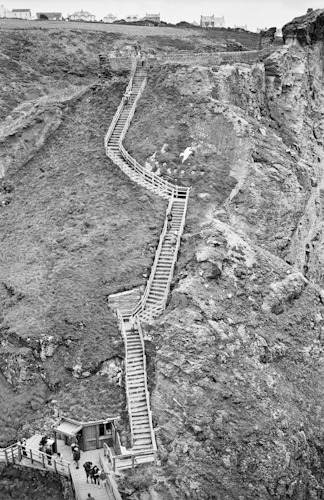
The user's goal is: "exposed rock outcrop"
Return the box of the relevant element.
[122,8,324,500]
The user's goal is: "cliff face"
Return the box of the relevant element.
[123,9,324,500]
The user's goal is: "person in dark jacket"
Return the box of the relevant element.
[73,446,81,469]
[45,446,52,465]
[83,461,93,483]
[91,465,99,486]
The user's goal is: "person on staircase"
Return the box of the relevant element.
[73,445,81,469]
[91,465,100,486]
[167,212,173,230]
[83,461,93,483]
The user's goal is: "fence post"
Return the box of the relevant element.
[29,449,33,464]
[4,449,8,465]
[54,459,57,473]
[42,453,45,468]
[11,447,15,464]
[17,445,21,461]
[132,454,135,469]
[113,457,116,472]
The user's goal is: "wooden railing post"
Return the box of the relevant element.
[11,446,15,464]
[17,445,21,461]
[4,449,8,465]
[29,449,33,464]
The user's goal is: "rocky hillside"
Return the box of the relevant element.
[2,11,323,500]
[122,8,324,500]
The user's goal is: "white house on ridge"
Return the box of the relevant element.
[103,13,117,23]
[200,15,225,28]
[11,8,32,19]
[68,9,95,22]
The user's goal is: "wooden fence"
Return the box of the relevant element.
[0,443,71,478]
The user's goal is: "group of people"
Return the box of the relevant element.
[83,461,107,488]
[37,435,64,466]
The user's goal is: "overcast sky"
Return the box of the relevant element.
[3,0,324,30]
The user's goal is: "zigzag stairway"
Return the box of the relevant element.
[105,57,190,469]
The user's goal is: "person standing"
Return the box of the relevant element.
[91,465,99,486]
[73,446,81,469]
[21,438,27,457]
[87,494,95,500]
[95,468,101,488]
[100,469,107,489]
[83,461,93,483]
[45,445,52,466]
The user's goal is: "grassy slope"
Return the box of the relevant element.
[0,80,165,443]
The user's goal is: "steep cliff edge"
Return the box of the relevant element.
[122,9,324,500]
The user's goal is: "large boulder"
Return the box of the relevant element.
[283,8,324,45]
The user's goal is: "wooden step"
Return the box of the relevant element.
[133,438,152,446]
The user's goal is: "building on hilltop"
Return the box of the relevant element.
[234,24,248,30]
[0,4,12,17]
[103,13,117,23]
[141,13,160,23]
[68,9,96,22]
[36,12,62,20]
[124,14,138,22]
[200,15,225,28]
[11,8,32,19]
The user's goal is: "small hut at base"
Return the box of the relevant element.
[53,415,121,452]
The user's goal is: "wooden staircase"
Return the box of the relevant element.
[104,58,190,468]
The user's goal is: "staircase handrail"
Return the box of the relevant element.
[162,191,190,306]
[104,98,125,147]
[137,319,157,452]
[104,57,137,148]
[119,77,147,143]
[107,72,189,199]
[119,195,173,318]
[119,318,134,447]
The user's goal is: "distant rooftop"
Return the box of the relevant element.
[70,10,94,16]
[12,8,31,12]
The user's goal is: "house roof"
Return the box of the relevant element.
[12,9,31,12]
[70,10,94,16]
[36,12,62,18]
[54,420,83,437]
[104,13,116,17]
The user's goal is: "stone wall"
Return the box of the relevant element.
[154,48,275,66]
